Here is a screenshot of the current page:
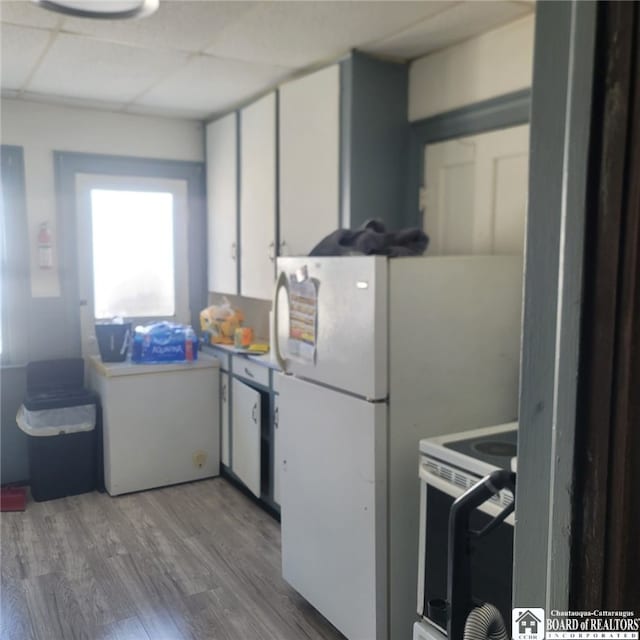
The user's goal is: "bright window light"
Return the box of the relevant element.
[90,189,175,319]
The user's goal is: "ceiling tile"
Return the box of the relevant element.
[363,1,534,60]
[203,1,453,69]
[60,0,259,53]
[0,0,62,29]
[27,32,189,102]
[134,53,290,118]
[1,23,51,90]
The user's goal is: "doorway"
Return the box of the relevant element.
[423,124,529,256]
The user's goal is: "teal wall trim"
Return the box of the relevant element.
[1,145,30,483]
[341,52,409,231]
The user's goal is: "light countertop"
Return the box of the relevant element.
[202,343,282,371]
[89,352,220,378]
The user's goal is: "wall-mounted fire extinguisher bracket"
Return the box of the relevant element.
[37,222,53,270]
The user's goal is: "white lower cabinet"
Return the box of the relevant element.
[220,372,230,466]
[231,377,262,497]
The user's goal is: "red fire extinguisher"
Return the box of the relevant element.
[37,222,53,270]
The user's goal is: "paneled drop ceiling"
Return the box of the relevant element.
[0,0,534,120]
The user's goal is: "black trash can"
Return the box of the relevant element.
[17,359,100,502]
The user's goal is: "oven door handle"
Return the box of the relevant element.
[419,463,515,523]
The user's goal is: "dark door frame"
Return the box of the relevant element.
[513,0,598,609]
[571,0,640,608]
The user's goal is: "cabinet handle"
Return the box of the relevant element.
[268,241,275,262]
[222,383,227,402]
[279,240,287,256]
[231,242,237,261]
[274,406,279,429]
[252,402,258,423]
[244,367,254,379]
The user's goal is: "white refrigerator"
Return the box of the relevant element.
[273,255,523,640]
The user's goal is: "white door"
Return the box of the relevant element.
[279,64,340,256]
[76,174,190,359]
[423,124,529,255]
[206,113,238,295]
[220,371,230,467]
[231,377,261,497]
[240,92,276,300]
[279,374,387,640]
[272,391,280,505]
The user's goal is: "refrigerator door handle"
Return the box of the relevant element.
[273,270,290,372]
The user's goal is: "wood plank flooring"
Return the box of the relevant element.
[0,478,345,640]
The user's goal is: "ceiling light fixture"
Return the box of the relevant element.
[32,0,159,20]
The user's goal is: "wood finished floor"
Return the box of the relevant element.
[0,478,345,640]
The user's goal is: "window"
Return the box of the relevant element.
[90,189,175,319]
[75,173,191,357]
[53,152,206,360]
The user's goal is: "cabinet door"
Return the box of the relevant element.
[206,113,238,294]
[231,378,261,497]
[272,392,280,505]
[279,65,340,256]
[240,93,276,300]
[220,371,230,467]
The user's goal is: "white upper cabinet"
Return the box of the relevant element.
[279,65,340,256]
[240,92,276,300]
[206,113,238,294]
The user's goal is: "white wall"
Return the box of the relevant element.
[0,98,204,297]
[408,14,535,122]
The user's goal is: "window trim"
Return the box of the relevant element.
[1,145,30,365]
[404,89,531,228]
[54,151,206,356]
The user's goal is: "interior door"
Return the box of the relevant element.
[76,174,189,359]
[231,377,261,497]
[423,124,529,255]
[279,374,387,640]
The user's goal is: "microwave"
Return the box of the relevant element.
[416,423,517,635]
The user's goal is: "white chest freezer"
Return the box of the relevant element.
[88,354,220,496]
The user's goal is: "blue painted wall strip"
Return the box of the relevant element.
[1,145,30,484]
[348,51,409,232]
